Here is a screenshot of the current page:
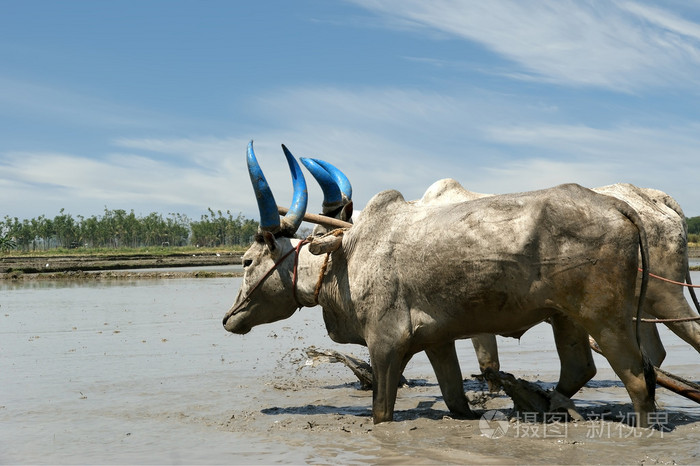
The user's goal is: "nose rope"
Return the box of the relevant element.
[227,235,336,321]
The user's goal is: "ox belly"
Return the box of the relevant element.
[407,282,558,350]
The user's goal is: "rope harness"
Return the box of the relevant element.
[228,237,330,317]
[636,267,700,323]
[639,268,700,288]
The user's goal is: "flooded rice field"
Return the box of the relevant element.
[1,273,699,464]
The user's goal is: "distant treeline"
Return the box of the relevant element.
[0,208,259,251]
[1,209,699,253]
[689,216,700,239]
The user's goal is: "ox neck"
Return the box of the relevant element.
[290,240,335,310]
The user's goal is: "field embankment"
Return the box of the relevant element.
[0,250,244,279]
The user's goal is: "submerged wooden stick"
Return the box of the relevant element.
[277,206,352,229]
[589,337,700,404]
[654,367,700,404]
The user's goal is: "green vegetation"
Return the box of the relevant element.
[0,235,16,252]
[3,210,698,253]
[1,208,258,253]
[3,245,247,257]
[688,216,700,235]
[688,216,700,246]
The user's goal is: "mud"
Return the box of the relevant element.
[1,275,699,464]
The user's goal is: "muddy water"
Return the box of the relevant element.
[1,275,699,464]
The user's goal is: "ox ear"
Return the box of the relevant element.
[341,201,353,222]
[262,231,278,253]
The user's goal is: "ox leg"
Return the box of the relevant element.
[425,342,475,418]
[647,290,700,356]
[550,314,596,398]
[593,329,656,428]
[470,334,500,392]
[638,317,666,366]
[369,344,404,424]
[662,317,700,355]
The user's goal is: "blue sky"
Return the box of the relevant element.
[2,0,700,223]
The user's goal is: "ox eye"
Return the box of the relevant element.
[243,259,253,268]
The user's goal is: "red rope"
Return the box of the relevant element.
[638,268,700,288]
[291,239,310,306]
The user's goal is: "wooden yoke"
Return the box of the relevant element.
[277,206,352,230]
[308,230,345,255]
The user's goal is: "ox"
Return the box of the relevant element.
[415,178,700,398]
[223,142,656,426]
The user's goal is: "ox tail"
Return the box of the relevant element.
[687,271,700,314]
[618,202,656,404]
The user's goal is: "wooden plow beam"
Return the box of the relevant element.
[589,338,700,404]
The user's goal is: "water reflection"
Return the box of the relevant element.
[107,264,243,274]
[0,278,152,291]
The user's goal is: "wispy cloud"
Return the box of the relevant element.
[0,148,250,219]
[3,82,700,220]
[477,120,700,208]
[0,77,167,130]
[351,0,700,90]
[230,85,700,213]
[482,121,700,163]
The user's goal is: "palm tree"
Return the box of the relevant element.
[0,235,17,252]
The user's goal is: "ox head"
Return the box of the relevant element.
[222,141,308,334]
[300,157,353,235]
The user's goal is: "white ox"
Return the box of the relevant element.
[416,178,699,396]
[222,142,656,427]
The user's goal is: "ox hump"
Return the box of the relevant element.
[417,178,487,205]
[362,189,407,216]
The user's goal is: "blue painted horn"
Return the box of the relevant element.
[309,158,352,201]
[300,157,343,208]
[246,141,308,236]
[247,141,278,232]
[280,144,308,235]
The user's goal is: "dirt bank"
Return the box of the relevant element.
[690,246,700,258]
[0,251,244,279]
